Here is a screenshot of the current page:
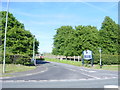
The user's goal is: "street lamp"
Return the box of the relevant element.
[33,35,36,66]
[3,0,10,73]
[99,48,102,68]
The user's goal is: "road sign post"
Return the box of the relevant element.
[82,49,93,66]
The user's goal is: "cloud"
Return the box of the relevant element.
[12,10,74,18]
[106,3,118,10]
[24,20,70,25]
[81,2,110,14]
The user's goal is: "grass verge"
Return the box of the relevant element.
[0,64,36,74]
[45,58,119,71]
[89,65,120,71]
[45,58,82,66]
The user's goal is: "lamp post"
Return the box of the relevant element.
[33,35,36,66]
[3,0,10,73]
[99,48,102,68]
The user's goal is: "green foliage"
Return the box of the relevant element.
[1,53,31,65]
[93,54,119,65]
[99,16,118,54]
[52,16,118,65]
[52,25,99,56]
[52,26,75,56]
[0,11,39,64]
[75,25,99,54]
[36,58,45,60]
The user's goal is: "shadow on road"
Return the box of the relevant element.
[36,60,50,64]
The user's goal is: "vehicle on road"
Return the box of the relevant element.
[36,53,44,60]
[39,54,44,60]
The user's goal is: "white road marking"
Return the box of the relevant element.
[26,74,33,76]
[68,69,76,71]
[66,68,100,79]
[104,85,119,88]
[0,63,118,82]
[0,76,118,82]
[79,69,96,72]
[104,74,118,76]
[66,68,118,80]
[80,72,101,79]
[88,71,96,72]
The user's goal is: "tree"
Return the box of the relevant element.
[52,26,74,57]
[52,25,99,56]
[75,25,99,54]
[99,16,118,54]
[0,11,39,64]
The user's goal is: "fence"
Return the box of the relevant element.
[45,54,81,62]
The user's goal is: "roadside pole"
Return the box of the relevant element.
[74,56,75,61]
[33,35,36,66]
[99,48,102,68]
[78,56,80,62]
[3,0,10,73]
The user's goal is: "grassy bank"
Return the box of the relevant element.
[45,58,82,66]
[0,64,36,74]
[45,58,119,71]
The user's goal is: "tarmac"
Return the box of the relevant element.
[0,64,47,79]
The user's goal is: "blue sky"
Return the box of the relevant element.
[2,2,118,53]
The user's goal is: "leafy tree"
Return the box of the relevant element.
[52,16,118,56]
[52,25,99,56]
[0,11,39,64]
[52,16,118,65]
[99,16,118,54]
[75,25,99,54]
[52,26,74,56]
[63,27,75,57]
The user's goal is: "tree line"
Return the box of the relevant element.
[0,11,39,64]
[52,16,119,57]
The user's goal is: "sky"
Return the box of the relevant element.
[2,1,118,53]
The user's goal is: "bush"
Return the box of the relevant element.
[14,55,31,65]
[1,53,31,65]
[93,54,119,65]
[36,58,45,60]
[24,61,34,66]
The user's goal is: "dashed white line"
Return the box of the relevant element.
[79,69,96,72]
[66,68,100,79]
[0,76,118,83]
[68,69,76,72]
[88,71,96,72]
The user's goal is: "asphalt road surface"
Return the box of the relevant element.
[1,61,119,88]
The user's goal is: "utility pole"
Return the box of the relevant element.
[3,0,10,73]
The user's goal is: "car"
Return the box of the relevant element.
[39,54,44,60]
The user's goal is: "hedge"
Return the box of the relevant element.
[93,54,119,65]
[0,53,31,65]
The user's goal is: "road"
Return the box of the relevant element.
[1,61,119,88]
